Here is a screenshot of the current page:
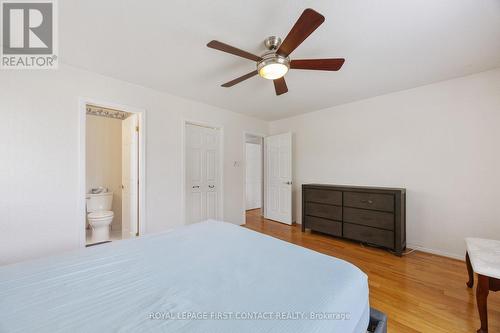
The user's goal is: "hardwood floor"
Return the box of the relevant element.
[244,209,500,333]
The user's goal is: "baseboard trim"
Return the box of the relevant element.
[407,243,464,261]
[294,223,464,261]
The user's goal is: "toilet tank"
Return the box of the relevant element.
[86,192,113,212]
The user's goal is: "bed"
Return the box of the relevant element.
[0,220,371,332]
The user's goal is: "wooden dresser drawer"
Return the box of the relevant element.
[304,202,342,220]
[343,223,394,249]
[344,192,394,212]
[304,216,342,237]
[304,189,342,206]
[344,207,394,231]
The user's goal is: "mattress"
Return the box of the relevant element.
[0,220,369,333]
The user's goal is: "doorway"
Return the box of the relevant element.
[244,132,293,225]
[245,134,264,218]
[184,122,223,224]
[79,100,146,247]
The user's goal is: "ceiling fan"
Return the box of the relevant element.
[207,8,345,96]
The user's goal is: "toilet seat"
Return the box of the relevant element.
[88,211,114,219]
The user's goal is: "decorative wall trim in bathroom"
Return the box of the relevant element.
[86,104,130,120]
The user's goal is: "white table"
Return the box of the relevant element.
[465,238,500,333]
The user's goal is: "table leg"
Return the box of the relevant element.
[466,251,474,288]
[476,274,489,333]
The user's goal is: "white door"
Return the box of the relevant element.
[185,123,220,224]
[264,132,292,224]
[122,114,139,238]
[246,143,262,210]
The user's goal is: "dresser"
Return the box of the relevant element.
[302,184,406,256]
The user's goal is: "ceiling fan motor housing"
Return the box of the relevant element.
[257,52,290,74]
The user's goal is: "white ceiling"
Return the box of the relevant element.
[59,0,500,121]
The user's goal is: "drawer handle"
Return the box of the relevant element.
[360,199,373,204]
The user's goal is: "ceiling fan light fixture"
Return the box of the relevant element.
[257,54,289,80]
[259,63,289,80]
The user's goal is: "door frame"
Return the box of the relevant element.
[78,97,147,248]
[242,131,266,222]
[181,119,224,224]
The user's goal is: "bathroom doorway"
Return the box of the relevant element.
[79,100,146,247]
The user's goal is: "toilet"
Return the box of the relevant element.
[86,191,114,243]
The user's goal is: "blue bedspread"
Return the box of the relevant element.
[0,220,369,332]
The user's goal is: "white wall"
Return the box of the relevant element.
[270,68,500,259]
[2,63,498,264]
[86,115,122,230]
[0,64,268,265]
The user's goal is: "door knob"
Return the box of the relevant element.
[208,185,215,188]
[192,185,200,189]
[285,181,292,185]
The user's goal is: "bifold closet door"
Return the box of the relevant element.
[185,123,220,224]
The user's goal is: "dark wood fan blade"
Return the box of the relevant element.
[221,70,258,87]
[207,40,262,62]
[290,58,345,71]
[273,77,288,95]
[276,8,325,57]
